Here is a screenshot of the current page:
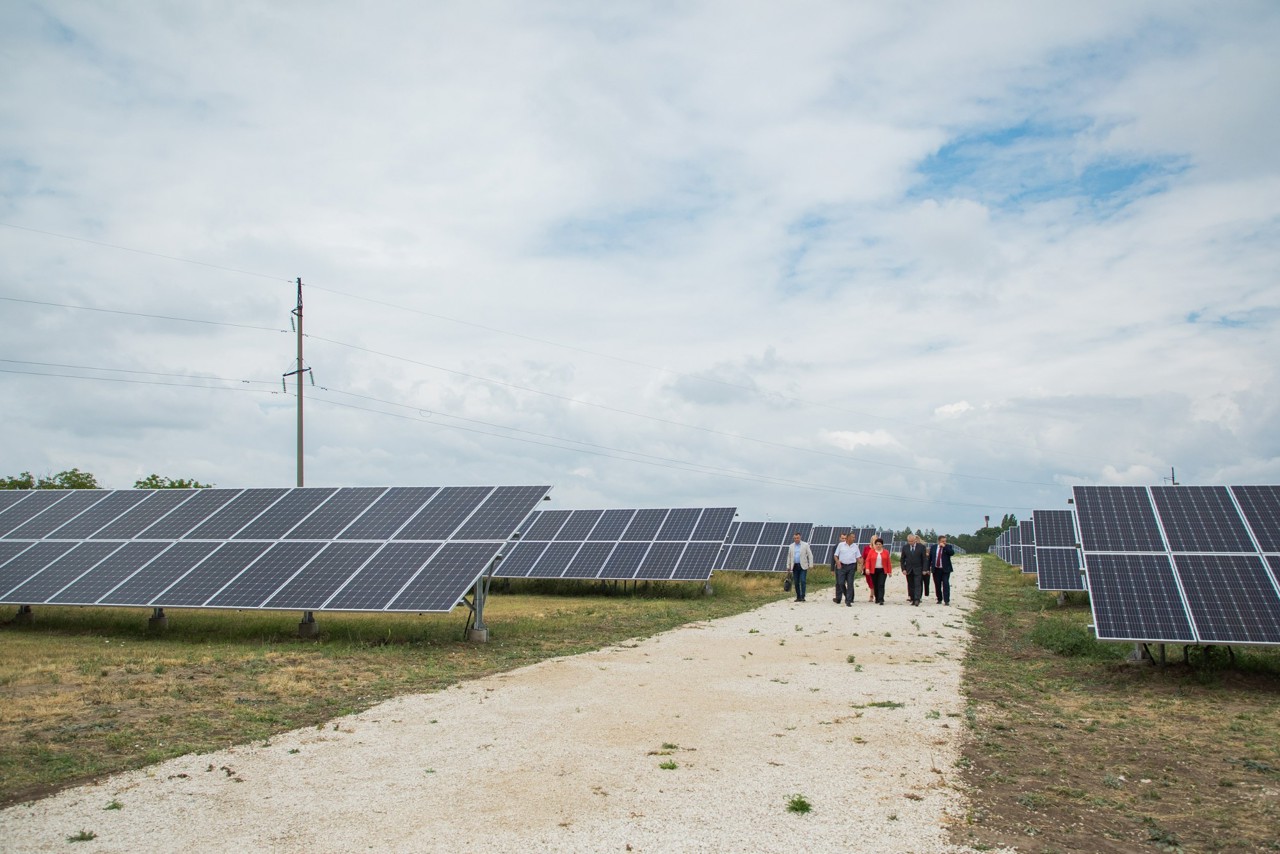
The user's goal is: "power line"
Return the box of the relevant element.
[0,358,278,387]
[0,222,290,282]
[0,296,287,333]
[2,221,1109,465]
[0,367,283,395]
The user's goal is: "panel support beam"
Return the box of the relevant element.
[298,610,319,638]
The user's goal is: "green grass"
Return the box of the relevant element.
[0,569,821,806]
[956,554,1280,853]
[786,793,811,814]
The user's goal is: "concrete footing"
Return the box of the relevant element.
[467,627,489,643]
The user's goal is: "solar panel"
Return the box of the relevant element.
[733,521,764,545]
[0,491,31,513]
[556,509,604,541]
[158,541,274,606]
[5,491,108,539]
[46,490,152,539]
[338,487,438,540]
[324,542,443,611]
[138,490,241,539]
[1036,548,1084,592]
[498,507,734,582]
[1086,553,1196,643]
[91,489,199,539]
[284,487,385,539]
[1032,510,1077,548]
[588,509,634,541]
[264,542,382,609]
[1,541,122,603]
[233,488,337,540]
[49,542,172,605]
[184,489,289,540]
[716,521,817,572]
[1171,554,1280,645]
[1076,484,1280,646]
[1072,486,1165,552]
[1151,486,1255,552]
[393,486,492,540]
[205,542,328,608]
[0,485,549,616]
[1020,545,1037,575]
[1230,486,1280,553]
[0,492,71,537]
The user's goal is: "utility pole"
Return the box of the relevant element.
[283,278,315,638]
[282,278,311,487]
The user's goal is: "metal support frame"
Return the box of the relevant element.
[298,610,319,638]
[463,554,499,643]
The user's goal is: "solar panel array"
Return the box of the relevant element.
[1073,485,1280,646]
[714,521,816,572]
[494,507,736,581]
[1018,520,1036,574]
[1032,509,1085,592]
[0,486,550,614]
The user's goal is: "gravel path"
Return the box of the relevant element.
[3,558,985,853]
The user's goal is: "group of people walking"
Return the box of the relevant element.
[788,531,954,606]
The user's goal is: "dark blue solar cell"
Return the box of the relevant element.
[674,542,721,580]
[1173,554,1280,645]
[491,541,547,578]
[184,488,289,539]
[0,492,71,537]
[233,488,337,540]
[0,541,77,598]
[453,485,549,540]
[1036,548,1084,591]
[325,543,442,610]
[733,522,764,545]
[394,486,492,540]
[5,491,108,539]
[523,510,571,541]
[1072,486,1165,552]
[564,541,615,578]
[49,542,171,604]
[100,542,221,605]
[557,510,605,541]
[264,542,381,608]
[285,487,386,539]
[636,542,685,579]
[690,508,735,542]
[749,545,784,571]
[529,542,580,578]
[1084,553,1195,643]
[0,542,122,603]
[47,491,152,539]
[338,487,439,540]
[158,542,274,606]
[92,489,199,539]
[1021,546,1037,574]
[587,509,635,541]
[206,542,326,608]
[759,522,789,546]
[722,545,753,570]
[656,509,700,541]
[599,541,648,579]
[622,509,667,541]
[1230,486,1280,552]
[1032,510,1077,548]
[138,490,241,539]
[1151,486,1254,552]
[388,542,502,612]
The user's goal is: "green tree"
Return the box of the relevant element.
[134,474,213,489]
[1,468,100,489]
[0,471,36,490]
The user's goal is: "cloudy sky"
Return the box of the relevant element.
[2,1,1277,534]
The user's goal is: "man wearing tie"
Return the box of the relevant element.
[928,535,955,605]
[899,533,928,606]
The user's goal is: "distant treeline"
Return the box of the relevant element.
[0,468,211,490]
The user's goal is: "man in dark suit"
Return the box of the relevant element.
[899,533,928,606]
[928,535,955,605]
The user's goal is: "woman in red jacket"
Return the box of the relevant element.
[866,537,892,605]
